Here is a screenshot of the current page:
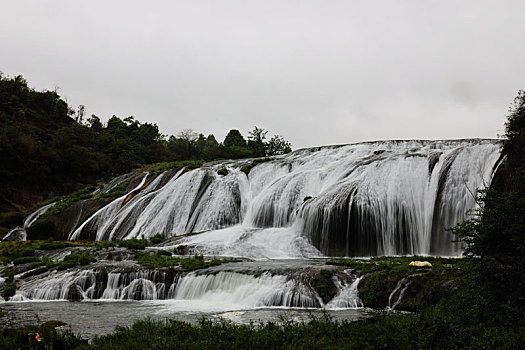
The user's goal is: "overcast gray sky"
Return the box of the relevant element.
[2,1,524,148]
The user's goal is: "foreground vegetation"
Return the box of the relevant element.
[1,306,522,350]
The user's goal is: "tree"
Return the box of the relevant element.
[223,129,247,148]
[75,105,85,123]
[177,129,198,142]
[452,90,525,324]
[247,126,267,157]
[266,135,292,156]
[87,114,103,132]
[455,90,525,259]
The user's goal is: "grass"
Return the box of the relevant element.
[118,238,147,250]
[135,251,237,271]
[144,160,205,174]
[44,185,97,216]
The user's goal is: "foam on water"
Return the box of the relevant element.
[66,139,501,258]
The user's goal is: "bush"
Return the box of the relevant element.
[174,245,187,255]
[38,241,73,250]
[149,233,165,245]
[119,238,147,250]
[180,254,205,271]
[3,281,16,299]
[57,251,96,270]
[135,251,180,268]
[13,256,41,265]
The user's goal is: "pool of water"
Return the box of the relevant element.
[0,301,367,340]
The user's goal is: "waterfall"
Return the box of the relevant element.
[9,266,365,309]
[70,172,151,240]
[387,278,411,310]
[2,202,56,241]
[11,267,172,302]
[65,139,500,257]
[100,271,168,300]
[171,271,319,308]
[326,274,363,309]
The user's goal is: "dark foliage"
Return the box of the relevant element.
[451,90,525,335]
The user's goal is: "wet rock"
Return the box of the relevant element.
[66,285,83,301]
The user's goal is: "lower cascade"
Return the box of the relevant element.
[10,264,362,309]
[61,139,501,258]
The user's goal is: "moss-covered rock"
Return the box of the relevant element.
[217,168,228,176]
[358,271,399,308]
[309,269,338,304]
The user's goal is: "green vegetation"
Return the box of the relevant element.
[44,185,97,216]
[447,90,525,334]
[56,251,96,269]
[2,310,517,350]
[174,245,187,255]
[309,269,337,304]
[97,181,129,199]
[240,157,272,175]
[3,269,16,299]
[0,321,86,350]
[217,168,228,176]
[38,241,73,250]
[329,256,441,276]
[118,238,147,250]
[135,251,235,271]
[146,160,205,174]
[149,233,165,244]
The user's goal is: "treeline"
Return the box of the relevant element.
[0,74,291,212]
[452,90,525,330]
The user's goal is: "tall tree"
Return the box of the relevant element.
[223,129,247,148]
[247,126,267,157]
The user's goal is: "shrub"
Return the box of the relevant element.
[217,168,228,176]
[38,241,73,250]
[119,238,147,250]
[180,254,205,271]
[13,256,41,265]
[57,251,96,270]
[174,245,187,255]
[149,233,165,245]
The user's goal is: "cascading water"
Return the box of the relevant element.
[11,266,174,302]
[66,139,501,258]
[171,271,319,308]
[2,202,56,241]
[9,263,361,310]
[387,278,412,310]
[326,274,363,309]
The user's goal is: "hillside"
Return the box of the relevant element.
[0,74,292,236]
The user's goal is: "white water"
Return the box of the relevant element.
[171,271,318,309]
[69,172,150,241]
[326,274,363,309]
[66,139,500,258]
[2,202,56,241]
[387,278,412,310]
[9,265,366,311]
